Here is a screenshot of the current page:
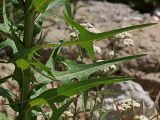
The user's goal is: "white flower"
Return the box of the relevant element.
[118,98,140,111]
[80,23,100,33]
[46,111,52,118]
[122,38,135,46]
[70,31,78,38]
[103,67,110,72]
[110,32,135,46]
[61,111,73,118]
[134,115,149,120]
[110,65,116,70]
[94,45,102,54]
[93,111,100,120]
[132,102,140,108]
[108,50,115,57]
[96,60,110,72]
[69,23,100,39]
[115,32,132,39]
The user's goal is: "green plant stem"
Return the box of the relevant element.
[18,69,31,120]
[23,0,35,48]
[19,0,36,119]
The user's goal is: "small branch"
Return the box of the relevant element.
[0,30,17,41]
[33,67,55,81]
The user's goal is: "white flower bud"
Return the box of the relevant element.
[94,45,102,54]
[122,38,135,46]
[69,23,100,39]
[134,115,149,120]
[115,32,132,39]
[117,98,140,111]
[108,50,115,57]
[110,65,116,70]
[81,23,100,33]
[61,111,73,118]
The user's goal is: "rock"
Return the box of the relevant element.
[42,0,160,94]
[103,81,156,120]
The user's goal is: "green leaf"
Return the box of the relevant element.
[0,39,18,55]
[0,39,25,59]
[81,41,94,60]
[0,112,8,120]
[98,91,119,95]
[0,23,7,33]
[34,0,52,12]
[3,0,11,32]
[50,98,75,120]
[53,54,145,83]
[29,60,55,79]
[64,15,156,45]
[28,76,131,108]
[30,46,61,98]
[34,0,72,14]
[46,45,61,70]
[0,75,13,84]
[82,91,88,111]
[0,87,18,111]
[0,87,15,101]
[64,14,156,59]
[16,59,30,70]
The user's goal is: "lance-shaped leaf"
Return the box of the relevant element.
[0,112,8,120]
[0,87,18,111]
[0,38,25,60]
[28,76,132,108]
[29,60,55,79]
[64,14,156,58]
[50,97,76,120]
[0,75,13,84]
[52,54,145,83]
[34,0,72,15]
[0,39,18,55]
[0,23,7,33]
[3,0,10,32]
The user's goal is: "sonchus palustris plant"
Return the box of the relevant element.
[0,0,156,119]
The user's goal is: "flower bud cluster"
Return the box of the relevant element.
[61,111,73,118]
[134,115,149,120]
[111,32,135,46]
[118,98,140,111]
[69,23,100,38]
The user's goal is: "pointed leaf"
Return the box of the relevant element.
[50,97,75,120]
[34,0,72,14]
[53,54,145,83]
[30,61,55,79]
[64,14,156,45]
[0,39,18,55]
[3,0,10,32]
[0,112,8,120]
[28,76,132,108]
[0,75,13,84]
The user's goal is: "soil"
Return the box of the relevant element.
[0,0,160,119]
[42,0,160,93]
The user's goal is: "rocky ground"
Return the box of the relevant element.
[42,0,160,97]
[0,0,160,119]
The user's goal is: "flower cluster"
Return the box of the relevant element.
[117,98,140,111]
[93,45,102,54]
[80,23,100,33]
[96,60,116,73]
[111,32,135,46]
[134,115,149,120]
[69,23,100,38]
[61,111,73,118]
[108,50,115,57]
[69,22,102,54]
